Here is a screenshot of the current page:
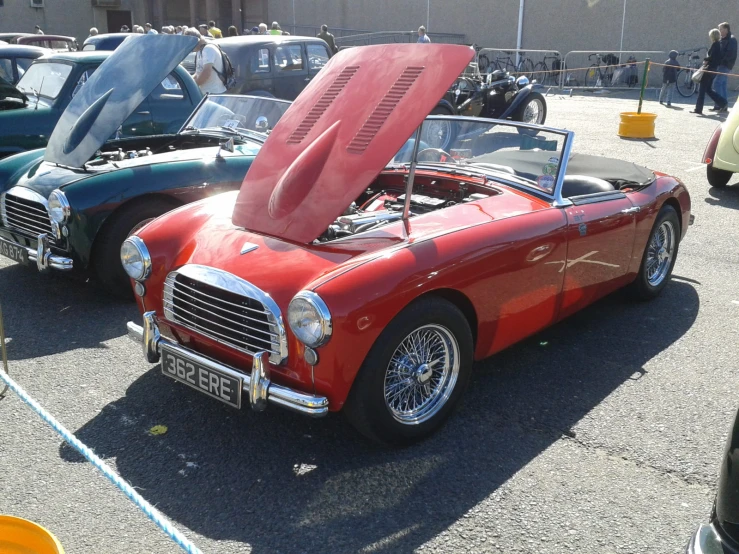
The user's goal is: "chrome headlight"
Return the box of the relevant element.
[47,189,70,224]
[120,236,151,281]
[516,76,530,87]
[287,291,332,348]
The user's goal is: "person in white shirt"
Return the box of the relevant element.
[184,28,227,95]
[145,23,158,35]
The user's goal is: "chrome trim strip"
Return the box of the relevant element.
[163,264,288,365]
[127,315,328,417]
[163,296,280,339]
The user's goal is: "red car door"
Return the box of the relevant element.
[557,195,638,320]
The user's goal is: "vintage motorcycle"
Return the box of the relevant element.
[428,64,547,150]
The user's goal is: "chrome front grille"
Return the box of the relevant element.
[0,188,54,242]
[163,265,288,365]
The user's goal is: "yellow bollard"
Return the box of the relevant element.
[618,58,656,139]
[0,515,65,553]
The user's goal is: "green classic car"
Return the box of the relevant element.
[0,39,202,159]
[0,35,290,296]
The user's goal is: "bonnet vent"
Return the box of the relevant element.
[346,66,425,155]
[287,66,359,144]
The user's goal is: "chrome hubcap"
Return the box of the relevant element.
[646,220,675,286]
[522,98,543,124]
[384,324,460,425]
[422,120,452,150]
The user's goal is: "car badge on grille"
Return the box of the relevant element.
[240,242,259,255]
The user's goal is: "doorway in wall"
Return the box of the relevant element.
[106,10,132,33]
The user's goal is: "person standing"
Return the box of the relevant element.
[34,25,44,35]
[88,27,99,38]
[317,24,339,54]
[198,24,213,38]
[208,21,223,39]
[228,26,238,37]
[269,22,282,35]
[692,28,728,114]
[712,22,737,110]
[417,26,431,43]
[659,50,680,107]
[184,27,227,95]
[258,23,268,35]
[144,23,158,34]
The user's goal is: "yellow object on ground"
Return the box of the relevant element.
[0,515,65,553]
[148,424,168,435]
[618,112,657,139]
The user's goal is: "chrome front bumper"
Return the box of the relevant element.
[686,522,739,554]
[127,312,329,418]
[1,232,73,271]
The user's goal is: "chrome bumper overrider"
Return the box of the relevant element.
[3,233,73,271]
[127,312,329,418]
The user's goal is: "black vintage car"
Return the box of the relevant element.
[219,35,333,100]
[686,407,739,553]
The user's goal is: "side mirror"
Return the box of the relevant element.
[255,116,269,132]
[217,137,235,159]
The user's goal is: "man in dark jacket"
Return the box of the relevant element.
[659,50,680,106]
[317,24,338,55]
[712,22,737,110]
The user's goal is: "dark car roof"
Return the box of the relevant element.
[0,33,34,41]
[0,45,49,57]
[82,33,129,48]
[216,35,329,47]
[37,51,110,64]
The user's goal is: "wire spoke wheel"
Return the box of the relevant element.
[645,220,676,287]
[522,97,545,124]
[383,324,460,425]
[422,119,453,150]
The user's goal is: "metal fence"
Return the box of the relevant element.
[559,50,667,89]
[476,48,563,86]
[335,30,467,47]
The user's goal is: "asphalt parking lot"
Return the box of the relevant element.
[1,88,738,554]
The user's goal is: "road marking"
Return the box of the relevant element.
[684,164,706,172]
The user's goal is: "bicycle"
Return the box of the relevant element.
[532,53,562,86]
[675,48,703,97]
[584,53,614,88]
[479,50,534,78]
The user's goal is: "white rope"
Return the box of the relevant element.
[0,368,203,554]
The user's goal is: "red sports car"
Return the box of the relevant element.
[124,44,692,444]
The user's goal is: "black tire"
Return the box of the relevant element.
[629,205,681,300]
[93,198,179,298]
[676,69,697,97]
[423,106,458,152]
[513,91,547,128]
[584,64,600,88]
[707,162,732,187]
[344,297,474,445]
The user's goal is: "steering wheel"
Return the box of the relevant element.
[416,148,459,164]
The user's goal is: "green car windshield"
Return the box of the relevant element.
[182,94,292,137]
[17,62,72,104]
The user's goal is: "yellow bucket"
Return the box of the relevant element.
[618,112,657,139]
[0,515,65,554]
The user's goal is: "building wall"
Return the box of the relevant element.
[0,0,147,43]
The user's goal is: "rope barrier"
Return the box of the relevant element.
[0,365,204,554]
[650,61,739,79]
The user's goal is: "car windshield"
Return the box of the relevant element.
[17,62,72,103]
[181,94,292,137]
[391,117,569,196]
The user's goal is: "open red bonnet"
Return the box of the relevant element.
[231,43,474,243]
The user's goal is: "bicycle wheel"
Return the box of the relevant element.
[478,53,490,73]
[603,65,614,86]
[533,62,548,84]
[520,58,535,79]
[676,69,696,97]
[585,64,600,87]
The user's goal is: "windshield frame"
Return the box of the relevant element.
[178,93,292,136]
[416,115,575,207]
[16,59,74,104]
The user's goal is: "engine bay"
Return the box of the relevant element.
[317,172,497,242]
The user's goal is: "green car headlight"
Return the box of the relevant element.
[47,190,71,224]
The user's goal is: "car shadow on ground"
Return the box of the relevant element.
[706,184,739,209]
[58,280,699,553]
[0,263,138,360]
